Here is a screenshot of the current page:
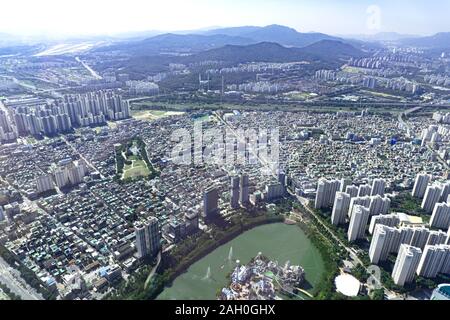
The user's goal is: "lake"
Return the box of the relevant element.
[157,223,325,300]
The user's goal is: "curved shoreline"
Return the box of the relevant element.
[162,217,285,286]
[155,217,330,300]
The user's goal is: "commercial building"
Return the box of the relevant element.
[239,174,250,205]
[203,187,220,218]
[431,284,450,300]
[230,176,240,209]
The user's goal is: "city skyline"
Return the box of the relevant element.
[1,0,450,38]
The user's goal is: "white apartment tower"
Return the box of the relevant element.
[422,184,443,213]
[331,192,351,226]
[371,178,386,197]
[348,205,370,242]
[412,174,431,199]
[135,217,161,259]
[392,244,422,286]
[430,203,450,230]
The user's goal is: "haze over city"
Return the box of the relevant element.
[1,0,450,37]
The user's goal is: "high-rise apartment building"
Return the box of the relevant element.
[392,244,422,286]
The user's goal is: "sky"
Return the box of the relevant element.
[1,0,449,37]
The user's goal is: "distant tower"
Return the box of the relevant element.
[239,174,250,205]
[230,176,240,209]
[203,187,219,218]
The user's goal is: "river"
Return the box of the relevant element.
[157,223,325,300]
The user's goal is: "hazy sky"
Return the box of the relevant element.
[1,0,449,37]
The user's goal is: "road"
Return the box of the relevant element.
[60,135,106,179]
[75,57,102,80]
[398,106,423,138]
[0,257,43,300]
[144,251,162,289]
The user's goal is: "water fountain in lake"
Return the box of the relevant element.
[228,247,233,261]
[203,266,211,280]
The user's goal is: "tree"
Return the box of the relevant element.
[371,288,385,300]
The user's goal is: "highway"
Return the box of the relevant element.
[75,57,102,80]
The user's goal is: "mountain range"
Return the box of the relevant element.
[399,32,450,49]
[95,25,350,56]
[180,40,366,64]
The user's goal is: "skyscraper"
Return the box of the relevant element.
[230,176,240,209]
[440,181,450,202]
[36,174,54,194]
[135,217,161,259]
[368,195,391,216]
[358,184,372,197]
[340,178,352,193]
[348,205,370,242]
[203,187,219,218]
[426,230,448,247]
[331,192,351,226]
[315,178,341,209]
[239,174,249,205]
[348,196,371,218]
[422,184,443,213]
[371,178,386,197]
[412,174,431,199]
[369,224,388,264]
[392,244,422,286]
[430,202,450,230]
[369,213,400,234]
[416,244,450,278]
[345,185,359,198]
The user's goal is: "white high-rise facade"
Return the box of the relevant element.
[345,185,359,198]
[358,184,372,197]
[135,217,161,259]
[315,179,341,209]
[416,244,450,278]
[371,178,386,197]
[369,213,400,234]
[422,184,443,213]
[230,176,240,209]
[392,244,422,286]
[331,192,351,226]
[348,205,370,242]
[36,174,54,194]
[239,174,249,205]
[368,195,391,216]
[412,174,431,198]
[430,203,450,230]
